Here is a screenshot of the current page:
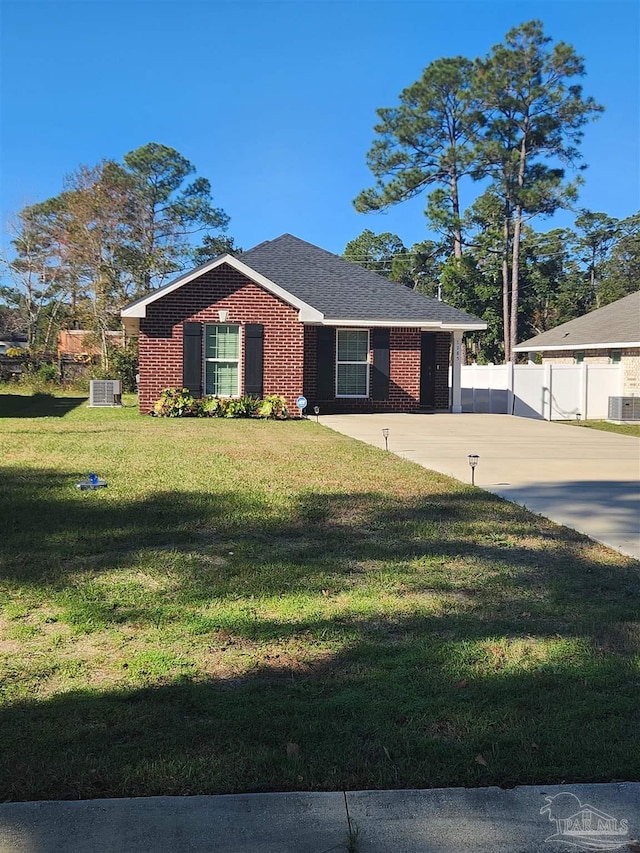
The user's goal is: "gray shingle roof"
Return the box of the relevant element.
[514,291,640,350]
[239,234,484,326]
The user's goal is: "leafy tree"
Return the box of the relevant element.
[518,227,586,338]
[440,254,503,362]
[59,161,138,366]
[192,234,242,266]
[573,210,619,307]
[2,143,235,368]
[598,212,640,305]
[474,20,603,360]
[354,57,479,258]
[0,300,22,335]
[390,240,447,293]
[1,204,71,349]
[343,229,407,277]
[344,230,447,294]
[123,143,231,292]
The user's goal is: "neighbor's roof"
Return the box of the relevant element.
[122,234,486,330]
[514,291,640,352]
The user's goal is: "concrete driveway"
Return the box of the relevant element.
[319,413,640,560]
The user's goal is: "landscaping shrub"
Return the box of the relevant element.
[35,363,59,383]
[257,394,289,419]
[153,388,203,417]
[152,388,289,419]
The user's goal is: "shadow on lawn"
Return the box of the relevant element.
[1,467,639,800]
[1,621,639,801]
[0,393,87,418]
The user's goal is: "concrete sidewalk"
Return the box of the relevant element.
[319,414,640,560]
[0,783,637,852]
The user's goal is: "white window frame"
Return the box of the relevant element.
[204,323,242,397]
[335,328,370,398]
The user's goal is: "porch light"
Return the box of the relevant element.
[468,454,479,485]
[382,428,389,451]
[313,406,320,422]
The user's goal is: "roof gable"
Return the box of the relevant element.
[121,254,323,322]
[514,291,640,351]
[122,233,486,330]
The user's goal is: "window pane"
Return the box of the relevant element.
[337,330,368,362]
[206,362,238,396]
[337,363,367,396]
[205,325,239,359]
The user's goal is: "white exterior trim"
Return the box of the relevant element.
[514,341,640,353]
[335,328,370,398]
[121,254,323,323]
[203,323,242,398]
[321,319,486,331]
[451,330,463,413]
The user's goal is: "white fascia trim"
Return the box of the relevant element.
[440,323,487,331]
[320,318,487,331]
[513,341,640,352]
[121,255,324,323]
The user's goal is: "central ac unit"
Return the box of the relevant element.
[89,379,122,407]
[608,396,640,421]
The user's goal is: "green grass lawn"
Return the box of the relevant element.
[1,388,639,801]
[559,419,640,437]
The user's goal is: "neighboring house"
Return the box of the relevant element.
[121,234,486,414]
[514,291,640,397]
[0,331,28,355]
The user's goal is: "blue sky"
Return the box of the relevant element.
[1,0,639,258]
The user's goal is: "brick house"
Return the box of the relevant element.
[121,234,486,414]
[514,291,640,397]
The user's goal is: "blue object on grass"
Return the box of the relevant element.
[76,474,108,491]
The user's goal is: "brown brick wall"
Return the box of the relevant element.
[302,328,451,414]
[138,264,304,412]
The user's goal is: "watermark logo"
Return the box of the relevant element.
[541,792,629,851]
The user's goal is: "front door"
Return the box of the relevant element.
[420,333,436,408]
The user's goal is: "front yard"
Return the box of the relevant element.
[1,389,639,801]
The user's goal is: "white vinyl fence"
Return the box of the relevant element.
[461,362,623,420]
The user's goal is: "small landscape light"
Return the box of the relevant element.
[576,412,582,424]
[468,454,479,486]
[382,428,390,451]
[313,405,320,423]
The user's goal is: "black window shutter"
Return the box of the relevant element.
[183,322,203,396]
[371,328,390,400]
[244,324,264,398]
[316,327,335,399]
